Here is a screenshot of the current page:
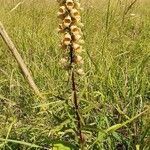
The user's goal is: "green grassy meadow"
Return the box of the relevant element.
[0,0,150,149]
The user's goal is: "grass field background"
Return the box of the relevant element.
[0,0,150,149]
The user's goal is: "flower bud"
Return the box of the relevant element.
[77,68,85,75]
[74,2,81,9]
[73,43,80,50]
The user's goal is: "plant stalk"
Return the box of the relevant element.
[70,45,84,149]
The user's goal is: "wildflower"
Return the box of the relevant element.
[59,6,66,14]
[70,9,80,18]
[57,0,84,74]
[70,25,80,35]
[73,43,80,50]
[73,34,81,41]
[73,55,83,64]
[66,0,74,10]
[63,33,71,45]
[63,15,72,27]
[57,0,85,145]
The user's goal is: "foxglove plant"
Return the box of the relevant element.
[57,0,85,148]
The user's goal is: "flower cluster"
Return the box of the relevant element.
[57,0,84,75]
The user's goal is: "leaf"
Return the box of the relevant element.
[94,109,149,146]
[136,145,140,150]
[49,119,70,134]
[112,132,122,142]
[0,138,48,149]
[0,94,16,105]
[53,143,71,150]
[106,108,148,133]
[106,124,122,133]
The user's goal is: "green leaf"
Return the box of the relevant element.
[0,138,47,149]
[106,124,122,133]
[53,143,71,150]
[106,109,148,133]
[136,145,140,150]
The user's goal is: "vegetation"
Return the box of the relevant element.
[0,0,149,149]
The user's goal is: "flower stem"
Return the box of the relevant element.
[70,45,84,148]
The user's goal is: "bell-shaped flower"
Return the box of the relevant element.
[59,6,66,14]
[63,15,72,27]
[63,33,72,45]
[75,46,83,53]
[73,34,81,41]
[70,9,80,18]
[57,12,65,20]
[73,43,80,50]
[70,25,80,35]
[73,55,83,64]
[66,0,74,10]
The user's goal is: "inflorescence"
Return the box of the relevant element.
[57,0,84,75]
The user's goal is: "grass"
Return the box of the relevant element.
[0,0,150,149]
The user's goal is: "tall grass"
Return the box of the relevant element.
[0,0,149,149]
